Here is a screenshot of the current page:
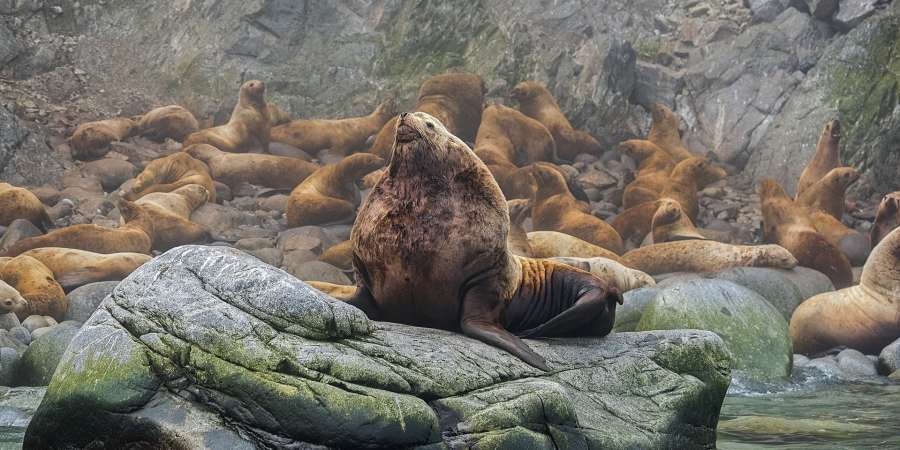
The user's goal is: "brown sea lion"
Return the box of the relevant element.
[647,103,693,162]
[0,279,27,315]
[790,225,900,355]
[0,183,50,230]
[795,166,859,219]
[368,74,486,159]
[871,192,900,248]
[506,199,534,257]
[132,184,209,219]
[271,99,395,156]
[617,139,676,209]
[135,105,199,142]
[621,241,797,275]
[650,198,707,244]
[797,119,842,197]
[183,80,271,153]
[285,153,384,227]
[526,231,622,262]
[124,152,216,202]
[807,209,870,267]
[68,117,137,160]
[267,104,292,126]
[0,255,66,321]
[183,144,319,190]
[319,240,353,271]
[20,248,151,290]
[350,112,622,370]
[510,81,602,161]
[124,199,210,252]
[760,178,853,288]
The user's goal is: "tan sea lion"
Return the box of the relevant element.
[760,178,853,288]
[651,198,707,244]
[550,256,655,292]
[68,117,137,160]
[306,280,356,300]
[531,163,624,254]
[285,153,384,227]
[267,104,292,126]
[795,166,859,219]
[621,241,798,275]
[526,231,622,262]
[368,73,486,159]
[797,119,842,197]
[0,183,50,230]
[350,112,622,370]
[871,192,900,248]
[617,139,676,209]
[135,105,199,142]
[271,99,395,156]
[0,279,27,315]
[807,209,870,267]
[183,80,271,153]
[790,225,900,355]
[0,255,66,321]
[506,199,534,257]
[183,144,319,190]
[20,248,151,290]
[647,103,693,162]
[124,152,216,202]
[124,199,210,252]
[319,240,353,271]
[131,184,209,219]
[510,81,602,161]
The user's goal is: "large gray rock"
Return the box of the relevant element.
[833,0,881,30]
[878,337,900,375]
[0,20,21,66]
[64,281,119,323]
[0,105,27,177]
[24,246,732,449]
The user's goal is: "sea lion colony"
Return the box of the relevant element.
[2,74,897,365]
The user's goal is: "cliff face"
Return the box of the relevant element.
[1,0,897,193]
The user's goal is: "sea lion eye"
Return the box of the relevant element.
[426,122,434,129]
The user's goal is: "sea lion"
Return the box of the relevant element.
[319,240,353,271]
[550,256,655,292]
[183,144,319,190]
[124,152,216,202]
[285,153,384,227]
[183,80,271,153]
[647,103,693,162]
[871,192,900,247]
[350,112,622,370]
[0,183,50,230]
[271,99,395,156]
[759,178,853,288]
[621,241,798,275]
[807,209,870,266]
[134,105,199,142]
[267,104,292,126]
[797,119,842,197]
[131,184,209,219]
[795,166,859,219]
[20,248,151,290]
[0,279,27,315]
[618,139,676,209]
[368,74,486,159]
[0,255,66,321]
[123,199,210,252]
[531,163,624,254]
[790,225,900,355]
[506,199,534,257]
[526,231,622,262]
[510,81,602,161]
[651,198,707,244]
[68,117,137,160]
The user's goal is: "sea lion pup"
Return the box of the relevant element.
[0,183,50,230]
[132,184,209,219]
[506,199,534,257]
[0,255,66,321]
[871,192,900,247]
[789,225,900,355]
[285,153,384,227]
[183,79,271,153]
[531,163,625,254]
[526,231,622,262]
[368,73,486,159]
[271,99,396,156]
[183,144,319,190]
[20,248,151,290]
[510,80,602,161]
[795,166,859,219]
[807,209,870,266]
[134,105,199,142]
[646,103,694,162]
[474,104,557,199]
[68,117,137,160]
[650,198,707,244]
[124,152,216,202]
[550,257,655,292]
[267,104,292,126]
[797,119,842,197]
[617,139,676,209]
[759,178,853,288]
[621,241,797,275]
[351,112,622,370]
[0,279,27,315]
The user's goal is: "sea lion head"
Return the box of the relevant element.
[389,112,468,177]
[240,79,266,104]
[617,139,662,161]
[172,183,211,207]
[871,192,900,247]
[650,103,677,126]
[375,98,397,118]
[652,199,683,227]
[825,166,859,190]
[510,81,547,103]
[824,119,842,142]
[529,163,570,198]
[0,280,27,314]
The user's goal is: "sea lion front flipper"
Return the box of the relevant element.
[460,289,549,371]
[516,287,621,339]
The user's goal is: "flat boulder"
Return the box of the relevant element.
[25,246,732,449]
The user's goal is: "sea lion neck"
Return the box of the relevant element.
[861,228,900,302]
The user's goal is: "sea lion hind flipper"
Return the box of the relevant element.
[461,317,549,371]
[516,288,620,339]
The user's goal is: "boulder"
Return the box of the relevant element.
[24,246,732,449]
[613,286,660,332]
[64,281,119,323]
[0,346,20,385]
[14,323,80,387]
[836,348,877,376]
[0,219,43,253]
[833,0,880,30]
[637,279,793,379]
[21,315,56,334]
[8,326,30,346]
[743,0,792,23]
[0,312,21,331]
[878,337,900,375]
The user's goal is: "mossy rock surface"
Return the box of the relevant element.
[13,324,80,387]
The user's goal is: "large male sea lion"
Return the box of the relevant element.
[68,117,137,160]
[285,153,384,227]
[647,103,693,162]
[184,144,319,190]
[271,99,395,156]
[134,105,199,142]
[871,192,900,247]
[531,163,624,254]
[20,248,151,290]
[797,119,842,197]
[0,255,66,320]
[0,279,27,315]
[795,166,858,220]
[510,81,602,161]
[124,152,216,202]
[621,241,797,275]
[790,225,900,355]
[350,112,622,370]
[0,183,50,230]
[183,80,271,153]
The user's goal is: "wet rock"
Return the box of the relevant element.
[23,246,732,449]
[81,158,138,192]
[0,346,19,385]
[793,354,810,367]
[877,337,900,375]
[836,348,877,376]
[14,322,79,386]
[804,355,844,378]
[64,281,119,323]
[0,218,43,252]
[0,386,46,434]
[21,315,56,334]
